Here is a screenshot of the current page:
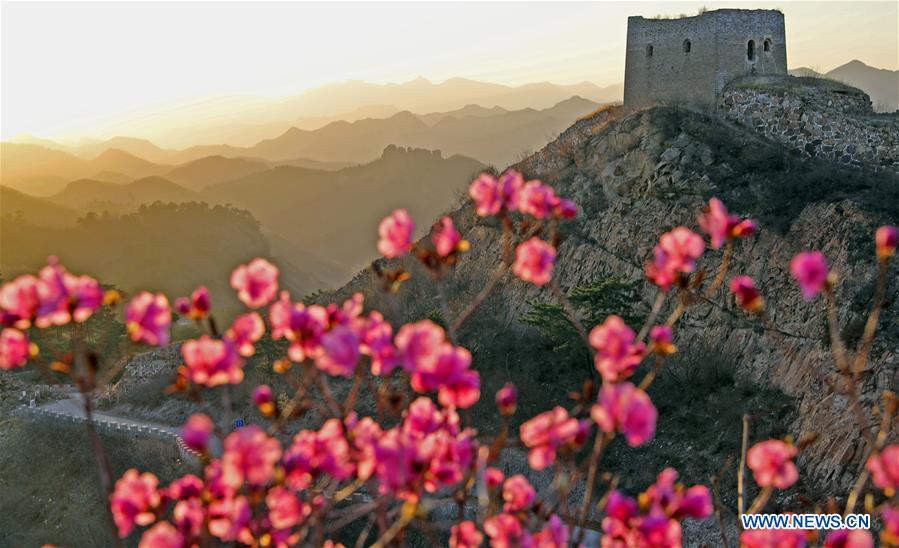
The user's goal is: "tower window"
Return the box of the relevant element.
[646,44,654,57]
[683,39,691,53]
[747,40,755,61]
[763,39,771,52]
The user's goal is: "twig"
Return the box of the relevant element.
[574,432,608,545]
[737,414,750,521]
[852,260,888,376]
[636,291,666,342]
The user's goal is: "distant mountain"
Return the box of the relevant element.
[0,186,79,228]
[72,137,175,164]
[42,77,623,148]
[165,156,270,190]
[166,96,603,167]
[47,177,198,212]
[203,146,485,271]
[0,143,172,192]
[789,67,824,78]
[825,60,898,112]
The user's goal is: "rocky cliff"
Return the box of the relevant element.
[332,103,899,495]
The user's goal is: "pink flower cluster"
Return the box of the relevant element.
[589,315,646,382]
[0,259,105,369]
[602,468,712,547]
[645,226,705,291]
[790,251,829,300]
[468,169,575,220]
[377,208,416,258]
[519,406,590,470]
[592,381,657,447]
[730,275,764,313]
[866,444,899,493]
[513,237,557,286]
[395,320,480,408]
[174,285,210,320]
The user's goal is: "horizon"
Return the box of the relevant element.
[2,1,897,143]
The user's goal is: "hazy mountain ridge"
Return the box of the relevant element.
[789,60,898,111]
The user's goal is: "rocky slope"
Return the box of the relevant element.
[331,102,899,495]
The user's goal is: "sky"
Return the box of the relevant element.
[1,1,897,140]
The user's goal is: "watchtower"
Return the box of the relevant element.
[623,9,787,109]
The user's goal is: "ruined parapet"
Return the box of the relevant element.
[624,9,787,110]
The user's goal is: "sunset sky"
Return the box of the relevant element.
[2,1,896,140]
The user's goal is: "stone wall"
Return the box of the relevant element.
[624,9,787,109]
[720,76,899,173]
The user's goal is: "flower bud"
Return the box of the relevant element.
[495,383,517,416]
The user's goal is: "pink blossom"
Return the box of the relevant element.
[866,445,899,492]
[747,439,799,489]
[207,494,252,543]
[126,292,172,346]
[110,469,160,537]
[166,475,203,501]
[174,286,210,320]
[432,216,462,257]
[502,474,536,512]
[882,506,899,545]
[181,336,244,387]
[377,208,415,258]
[486,467,505,489]
[283,419,355,490]
[589,315,646,382]
[513,237,556,286]
[518,179,558,219]
[790,251,829,300]
[172,497,203,539]
[224,312,265,357]
[409,342,480,408]
[450,520,484,548]
[649,325,676,355]
[824,529,873,548]
[181,413,214,453]
[222,426,282,488]
[520,406,590,470]
[469,173,503,217]
[230,258,279,309]
[469,170,523,217]
[138,521,184,548]
[359,311,398,375]
[395,320,445,372]
[877,225,897,260]
[315,325,361,377]
[0,274,40,328]
[740,528,807,548]
[265,486,309,530]
[698,197,757,249]
[496,383,518,415]
[645,227,705,290]
[730,275,765,313]
[591,381,657,447]
[554,199,578,219]
[0,328,30,370]
[534,514,569,548]
[484,513,532,548]
[30,260,104,327]
[269,294,328,362]
[252,384,275,416]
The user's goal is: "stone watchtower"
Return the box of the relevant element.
[623,9,787,109]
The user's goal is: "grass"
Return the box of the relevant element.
[0,416,197,547]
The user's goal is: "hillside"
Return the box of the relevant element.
[0,143,171,193]
[0,186,80,228]
[46,176,198,212]
[329,105,899,494]
[0,202,323,318]
[164,155,270,190]
[204,146,485,270]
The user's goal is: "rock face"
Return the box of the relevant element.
[720,76,899,173]
[334,104,899,494]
